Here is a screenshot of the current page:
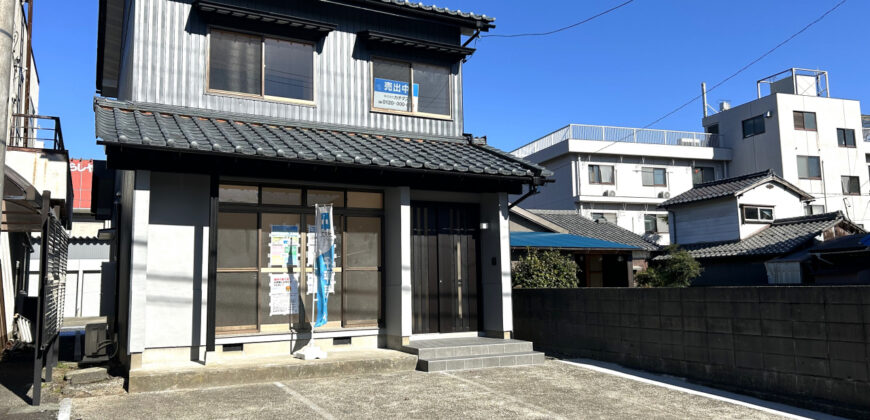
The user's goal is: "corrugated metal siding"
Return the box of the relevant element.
[128,0,464,137]
[32,242,111,261]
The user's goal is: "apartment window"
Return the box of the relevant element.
[208,29,314,102]
[743,206,774,223]
[588,165,614,185]
[742,115,765,138]
[796,156,821,179]
[837,128,856,148]
[804,204,825,215]
[372,59,450,118]
[841,176,860,195]
[591,212,617,224]
[641,167,667,187]
[644,214,668,234]
[692,167,714,185]
[793,111,817,131]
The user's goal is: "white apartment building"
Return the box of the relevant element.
[511,125,732,245]
[702,69,869,229]
[511,68,870,242]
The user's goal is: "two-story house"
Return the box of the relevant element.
[659,170,864,285]
[94,0,549,375]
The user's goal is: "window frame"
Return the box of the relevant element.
[641,167,667,187]
[796,155,822,180]
[742,115,765,138]
[590,212,617,224]
[793,111,817,131]
[742,205,775,223]
[588,164,615,185]
[643,214,668,234]
[369,57,453,121]
[841,176,861,196]
[206,26,317,106]
[836,128,856,148]
[692,166,715,185]
[804,204,825,216]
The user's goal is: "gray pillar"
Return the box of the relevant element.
[384,187,411,349]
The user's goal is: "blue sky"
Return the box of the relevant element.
[32,0,868,160]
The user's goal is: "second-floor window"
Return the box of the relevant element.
[743,206,774,223]
[742,115,765,138]
[793,111,817,131]
[208,29,314,102]
[841,176,860,195]
[641,167,667,187]
[804,204,825,215]
[692,167,714,185]
[372,59,450,118]
[796,156,821,179]
[591,212,617,224]
[588,165,614,185]
[837,128,856,148]
[644,214,668,234]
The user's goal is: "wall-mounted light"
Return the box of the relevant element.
[479,222,490,230]
[765,110,773,118]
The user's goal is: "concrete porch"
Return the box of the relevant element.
[402,337,545,372]
[128,348,417,393]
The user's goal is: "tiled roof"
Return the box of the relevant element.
[659,170,813,208]
[364,0,495,23]
[807,233,870,253]
[510,232,639,250]
[525,209,660,251]
[94,98,550,179]
[679,212,858,259]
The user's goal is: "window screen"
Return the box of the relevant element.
[215,272,258,328]
[264,38,314,101]
[209,30,261,95]
[797,156,821,179]
[414,64,450,116]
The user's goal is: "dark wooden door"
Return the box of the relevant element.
[411,202,479,334]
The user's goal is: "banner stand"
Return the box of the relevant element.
[293,203,335,361]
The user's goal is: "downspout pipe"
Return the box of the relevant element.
[0,0,19,219]
[508,176,550,209]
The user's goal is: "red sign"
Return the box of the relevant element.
[70,159,93,210]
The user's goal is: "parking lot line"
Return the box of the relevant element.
[441,372,568,420]
[559,359,841,420]
[273,382,336,420]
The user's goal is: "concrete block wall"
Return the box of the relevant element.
[513,287,870,416]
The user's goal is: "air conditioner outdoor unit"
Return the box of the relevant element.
[604,190,616,197]
[678,138,700,146]
[658,191,670,198]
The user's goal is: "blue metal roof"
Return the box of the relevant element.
[510,232,638,250]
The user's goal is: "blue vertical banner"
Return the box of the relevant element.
[313,204,335,327]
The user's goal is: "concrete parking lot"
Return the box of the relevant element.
[68,360,833,420]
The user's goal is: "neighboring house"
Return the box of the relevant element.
[510,68,870,240]
[29,159,111,321]
[94,0,550,372]
[659,170,864,285]
[510,124,731,246]
[702,69,869,229]
[1,0,72,363]
[803,233,870,284]
[510,207,657,287]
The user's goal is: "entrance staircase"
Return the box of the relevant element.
[402,337,545,372]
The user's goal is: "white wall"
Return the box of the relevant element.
[670,197,739,245]
[143,172,210,349]
[736,181,806,238]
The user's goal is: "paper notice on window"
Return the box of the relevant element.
[373,78,418,112]
[269,273,297,315]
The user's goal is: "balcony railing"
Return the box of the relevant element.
[511,124,719,159]
[9,114,65,150]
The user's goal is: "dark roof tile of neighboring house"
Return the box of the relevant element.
[526,209,660,251]
[94,98,550,179]
[679,212,863,259]
[364,0,496,23]
[659,170,813,208]
[510,232,638,250]
[807,233,870,253]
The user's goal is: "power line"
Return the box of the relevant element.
[481,0,634,39]
[588,0,848,155]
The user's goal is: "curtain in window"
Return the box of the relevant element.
[209,31,261,95]
[641,168,654,186]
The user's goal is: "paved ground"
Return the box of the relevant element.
[68,360,832,420]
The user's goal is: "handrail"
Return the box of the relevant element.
[511,123,718,158]
[9,114,65,151]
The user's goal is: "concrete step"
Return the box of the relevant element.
[418,351,545,372]
[403,338,533,360]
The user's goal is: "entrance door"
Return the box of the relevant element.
[411,202,479,334]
